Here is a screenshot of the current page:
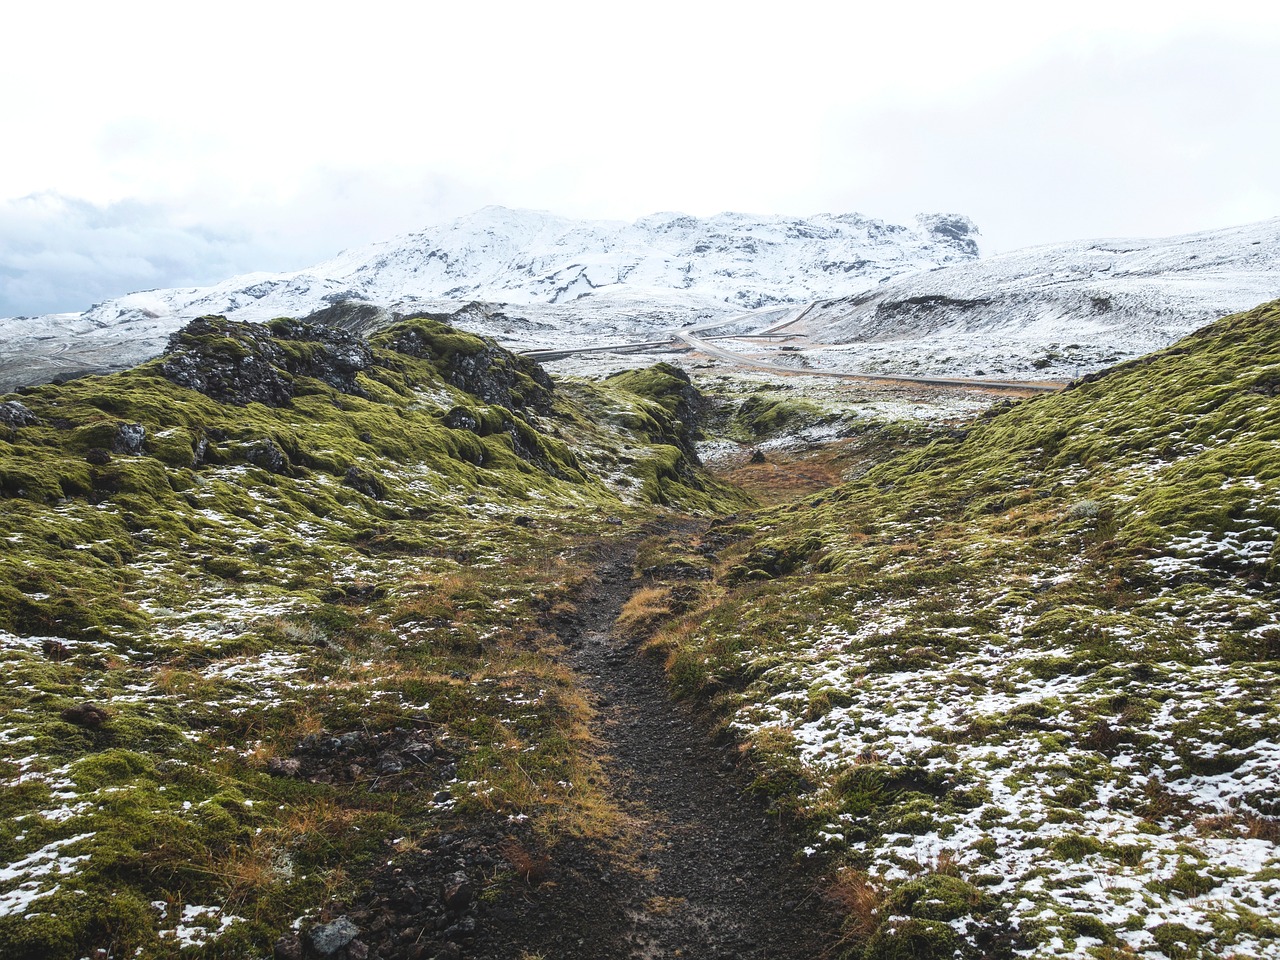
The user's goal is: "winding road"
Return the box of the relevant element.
[525,305,1066,394]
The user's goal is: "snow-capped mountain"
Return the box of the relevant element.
[0,206,979,391]
[774,217,1280,380]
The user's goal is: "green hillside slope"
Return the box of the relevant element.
[0,316,740,958]
[650,300,1280,959]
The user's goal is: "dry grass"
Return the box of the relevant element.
[500,838,552,885]
[826,868,884,940]
[615,585,674,639]
[714,445,857,505]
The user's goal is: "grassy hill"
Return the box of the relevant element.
[0,316,742,958]
[645,300,1280,959]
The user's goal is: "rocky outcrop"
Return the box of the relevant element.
[380,315,555,415]
[0,400,39,429]
[916,213,981,257]
[605,362,707,460]
[158,316,373,407]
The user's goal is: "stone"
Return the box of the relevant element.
[376,753,403,775]
[245,438,290,474]
[61,702,109,728]
[272,934,303,960]
[443,407,480,432]
[441,871,473,913]
[267,757,303,778]
[158,315,373,407]
[402,741,435,762]
[307,916,360,956]
[0,400,39,429]
[113,422,146,455]
[343,466,386,499]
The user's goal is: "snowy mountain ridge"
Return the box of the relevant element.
[770,216,1280,380]
[0,206,979,390]
[96,206,980,319]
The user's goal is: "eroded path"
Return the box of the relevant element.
[471,529,835,960]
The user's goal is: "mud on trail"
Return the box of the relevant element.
[470,527,837,960]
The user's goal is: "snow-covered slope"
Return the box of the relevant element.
[0,206,979,391]
[778,218,1280,380]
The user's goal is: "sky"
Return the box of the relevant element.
[2,0,1278,316]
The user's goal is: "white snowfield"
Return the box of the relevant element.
[0,207,1276,391]
[783,218,1280,380]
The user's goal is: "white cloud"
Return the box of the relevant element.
[1,1,1277,314]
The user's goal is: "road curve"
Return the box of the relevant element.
[520,303,1067,395]
[675,330,1065,393]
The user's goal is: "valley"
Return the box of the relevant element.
[0,209,1278,960]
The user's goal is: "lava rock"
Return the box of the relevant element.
[307,916,360,956]
[158,315,374,407]
[385,316,554,414]
[376,753,404,775]
[343,466,387,499]
[441,871,473,913]
[403,741,435,762]
[443,407,480,432]
[273,933,303,960]
[245,438,290,474]
[112,422,146,455]
[0,400,39,429]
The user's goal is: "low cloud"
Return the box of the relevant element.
[0,173,491,318]
[0,193,273,316]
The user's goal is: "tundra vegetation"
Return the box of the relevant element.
[2,300,1280,959]
[0,316,743,958]
[642,300,1280,959]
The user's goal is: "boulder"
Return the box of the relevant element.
[0,400,39,429]
[307,916,360,956]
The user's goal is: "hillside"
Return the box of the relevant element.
[642,300,1280,958]
[0,207,979,392]
[776,218,1280,381]
[5,296,1280,959]
[0,316,747,958]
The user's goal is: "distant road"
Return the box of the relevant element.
[523,305,1066,394]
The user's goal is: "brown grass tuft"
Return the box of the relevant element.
[500,838,552,885]
[827,868,884,940]
[615,586,674,639]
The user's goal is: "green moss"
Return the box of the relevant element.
[863,918,964,960]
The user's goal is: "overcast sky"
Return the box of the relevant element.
[2,0,1278,316]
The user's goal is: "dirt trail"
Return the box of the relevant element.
[471,530,836,960]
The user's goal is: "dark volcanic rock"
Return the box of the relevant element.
[383,316,554,414]
[307,916,359,956]
[245,438,291,474]
[0,400,39,429]
[302,300,395,334]
[160,317,294,406]
[112,422,146,455]
[62,702,110,728]
[343,465,387,500]
[159,316,374,406]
